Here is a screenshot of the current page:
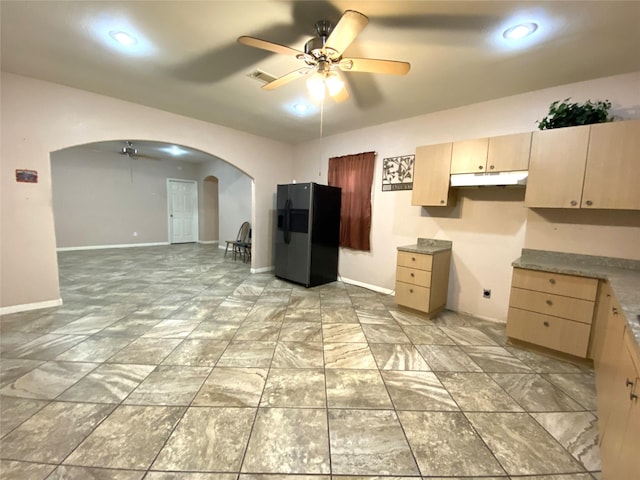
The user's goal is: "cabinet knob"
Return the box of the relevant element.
[570,200,578,206]
[549,278,556,285]
[632,392,638,400]
[626,379,634,388]
[410,273,415,277]
[546,299,553,306]
[440,199,445,204]
[478,165,484,170]
[585,200,593,206]
[489,165,495,170]
[411,257,415,262]
[612,307,618,315]
[543,321,550,327]
[409,288,414,293]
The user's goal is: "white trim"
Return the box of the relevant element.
[1,298,63,315]
[198,240,219,245]
[340,276,394,295]
[57,242,169,252]
[251,265,274,274]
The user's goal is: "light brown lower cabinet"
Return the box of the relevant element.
[594,295,640,479]
[395,249,450,316]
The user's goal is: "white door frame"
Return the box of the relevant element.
[167,178,199,244]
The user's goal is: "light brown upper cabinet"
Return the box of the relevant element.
[525,120,640,210]
[450,133,531,174]
[582,120,640,210]
[412,143,454,206]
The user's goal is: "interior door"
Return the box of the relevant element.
[168,179,198,244]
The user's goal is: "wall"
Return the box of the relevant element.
[292,71,640,322]
[197,160,252,247]
[201,176,219,243]
[51,147,201,248]
[0,72,293,311]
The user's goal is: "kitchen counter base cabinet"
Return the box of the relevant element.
[594,290,640,479]
[395,250,450,316]
[506,268,597,358]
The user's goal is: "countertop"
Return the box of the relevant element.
[397,238,452,254]
[513,249,640,351]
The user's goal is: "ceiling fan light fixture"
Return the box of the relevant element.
[109,30,137,46]
[325,73,344,97]
[306,74,326,101]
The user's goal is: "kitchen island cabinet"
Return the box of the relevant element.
[395,238,451,316]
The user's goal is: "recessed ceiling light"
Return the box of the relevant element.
[109,30,137,46]
[503,22,538,40]
[293,104,310,113]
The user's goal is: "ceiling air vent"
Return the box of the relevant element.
[247,69,277,84]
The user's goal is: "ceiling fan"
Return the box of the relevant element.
[238,10,410,102]
[119,141,160,160]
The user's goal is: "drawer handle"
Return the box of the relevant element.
[546,299,553,306]
[632,392,638,401]
[548,278,556,285]
[626,379,634,388]
[612,307,618,315]
[543,321,550,327]
[410,273,415,277]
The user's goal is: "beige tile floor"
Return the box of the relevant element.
[0,244,601,479]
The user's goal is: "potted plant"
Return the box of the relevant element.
[537,98,612,130]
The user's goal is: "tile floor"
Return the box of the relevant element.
[0,244,602,479]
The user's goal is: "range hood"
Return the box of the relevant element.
[450,170,528,187]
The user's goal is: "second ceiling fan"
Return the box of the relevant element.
[238,10,410,102]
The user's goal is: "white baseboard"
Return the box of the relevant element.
[57,242,170,252]
[340,276,394,295]
[199,240,219,245]
[251,265,274,274]
[1,298,63,316]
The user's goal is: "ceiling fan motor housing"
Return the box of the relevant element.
[305,20,340,61]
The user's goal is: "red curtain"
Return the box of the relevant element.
[328,151,376,251]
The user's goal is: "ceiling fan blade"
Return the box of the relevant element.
[324,10,368,56]
[262,67,313,91]
[339,58,411,76]
[237,36,304,57]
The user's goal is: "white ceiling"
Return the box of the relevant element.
[2,1,639,145]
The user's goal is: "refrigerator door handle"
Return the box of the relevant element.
[284,198,291,244]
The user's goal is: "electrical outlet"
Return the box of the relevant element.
[483,289,491,299]
[133,232,138,237]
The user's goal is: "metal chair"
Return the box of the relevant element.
[224,222,251,261]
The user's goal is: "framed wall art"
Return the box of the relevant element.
[382,154,414,191]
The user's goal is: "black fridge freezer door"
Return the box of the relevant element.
[275,183,312,285]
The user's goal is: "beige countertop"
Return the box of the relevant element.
[513,249,640,352]
[397,238,452,255]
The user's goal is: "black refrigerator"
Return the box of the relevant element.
[275,182,341,287]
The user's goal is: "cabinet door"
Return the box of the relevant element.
[487,132,531,172]
[525,125,590,208]
[582,120,640,210]
[595,301,626,442]
[450,138,488,174]
[614,371,640,479]
[599,330,638,478]
[589,282,612,363]
[412,143,453,206]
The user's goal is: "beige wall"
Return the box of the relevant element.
[51,147,202,248]
[293,71,640,322]
[197,160,252,249]
[0,72,293,310]
[202,176,219,243]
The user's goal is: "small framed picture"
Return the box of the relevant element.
[16,169,38,183]
[382,155,414,191]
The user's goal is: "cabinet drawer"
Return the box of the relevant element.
[395,281,430,312]
[509,287,595,324]
[512,268,598,300]
[507,307,591,357]
[396,266,431,287]
[397,251,433,271]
